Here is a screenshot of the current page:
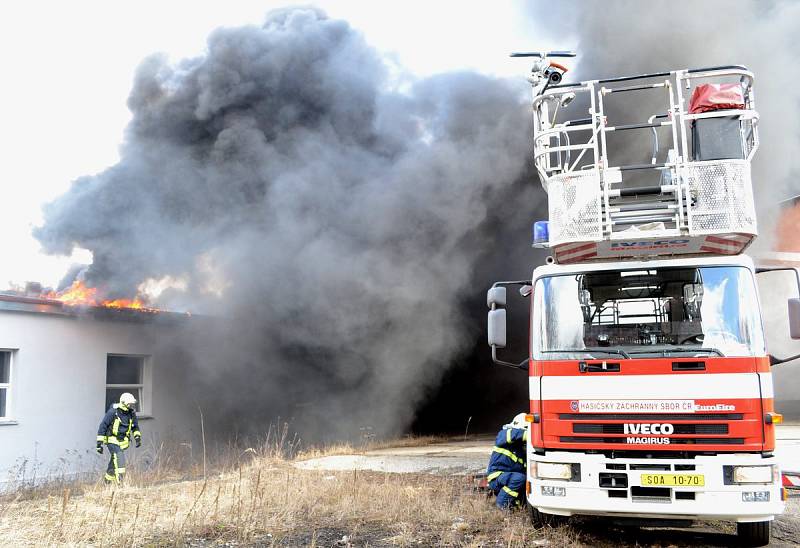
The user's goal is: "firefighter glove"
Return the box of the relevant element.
[96,441,103,454]
[135,437,141,448]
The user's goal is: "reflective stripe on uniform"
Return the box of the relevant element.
[502,486,519,498]
[493,446,523,464]
[97,435,107,442]
[487,471,503,481]
[523,430,528,442]
[104,473,116,482]
[106,438,130,449]
[506,429,512,444]
[112,417,121,436]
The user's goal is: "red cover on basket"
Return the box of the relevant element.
[689,83,745,113]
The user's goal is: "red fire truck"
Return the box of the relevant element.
[488,54,800,546]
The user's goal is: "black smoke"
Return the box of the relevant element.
[35,8,543,441]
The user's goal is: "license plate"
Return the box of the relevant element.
[640,474,705,487]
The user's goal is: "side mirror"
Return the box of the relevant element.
[789,298,800,339]
[485,280,531,370]
[487,287,507,308]
[488,309,507,348]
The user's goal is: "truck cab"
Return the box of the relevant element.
[529,255,780,518]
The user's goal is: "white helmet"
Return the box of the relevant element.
[510,412,528,430]
[120,392,137,409]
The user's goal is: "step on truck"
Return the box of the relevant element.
[487,53,800,547]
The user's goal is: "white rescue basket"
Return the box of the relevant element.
[529,64,759,264]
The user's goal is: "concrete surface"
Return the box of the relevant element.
[776,423,800,472]
[294,439,491,475]
[296,424,800,475]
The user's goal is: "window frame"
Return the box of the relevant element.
[105,354,152,417]
[0,349,15,422]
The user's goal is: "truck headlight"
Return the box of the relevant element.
[732,465,773,484]
[533,462,573,480]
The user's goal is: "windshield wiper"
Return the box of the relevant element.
[542,348,630,359]
[628,347,724,357]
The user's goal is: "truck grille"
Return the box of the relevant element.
[555,413,749,446]
[573,424,728,435]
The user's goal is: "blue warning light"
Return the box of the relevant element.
[532,220,549,247]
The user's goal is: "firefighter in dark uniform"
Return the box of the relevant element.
[486,413,528,509]
[97,392,141,483]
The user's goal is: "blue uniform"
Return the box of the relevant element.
[97,403,141,483]
[486,426,528,509]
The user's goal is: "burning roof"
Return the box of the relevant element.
[0,281,189,323]
[42,281,156,312]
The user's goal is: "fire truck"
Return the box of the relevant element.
[487,53,800,546]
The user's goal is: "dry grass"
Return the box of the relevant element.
[1,430,796,546]
[0,449,566,547]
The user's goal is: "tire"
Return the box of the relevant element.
[529,505,568,528]
[737,520,770,547]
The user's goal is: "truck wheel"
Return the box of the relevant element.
[529,505,567,528]
[736,520,770,547]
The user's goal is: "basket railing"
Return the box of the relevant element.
[530,66,759,248]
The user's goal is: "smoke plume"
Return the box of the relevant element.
[35,8,542,440]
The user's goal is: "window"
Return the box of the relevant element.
[105,355,147,412]
[0,351,12,419]
[533,266,765,359]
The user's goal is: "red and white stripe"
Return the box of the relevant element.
[783,471,800,489]
[699,233,753,255]
[553,232,753,265]
[554,242,598,264]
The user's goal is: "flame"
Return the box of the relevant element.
[43,281,158,312]
[45,281,98,306]
[103,297,147,310]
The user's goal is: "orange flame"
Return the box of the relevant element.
[44,281,157,312]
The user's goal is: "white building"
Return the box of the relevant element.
[0,294,199,488]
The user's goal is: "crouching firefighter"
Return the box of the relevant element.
[486,413,528,509]
[96,392,141,483]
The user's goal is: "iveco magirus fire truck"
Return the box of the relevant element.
[487,53,800,546]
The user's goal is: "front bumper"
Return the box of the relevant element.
[528,451,784,522]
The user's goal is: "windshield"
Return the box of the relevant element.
[532,266,765,359]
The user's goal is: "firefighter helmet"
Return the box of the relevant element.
[510,412,528,430]
[120,392,137,409]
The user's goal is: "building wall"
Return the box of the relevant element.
[0,309,199,487]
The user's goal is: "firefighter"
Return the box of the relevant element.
[96,392,141,483]
[487,412,528,509]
